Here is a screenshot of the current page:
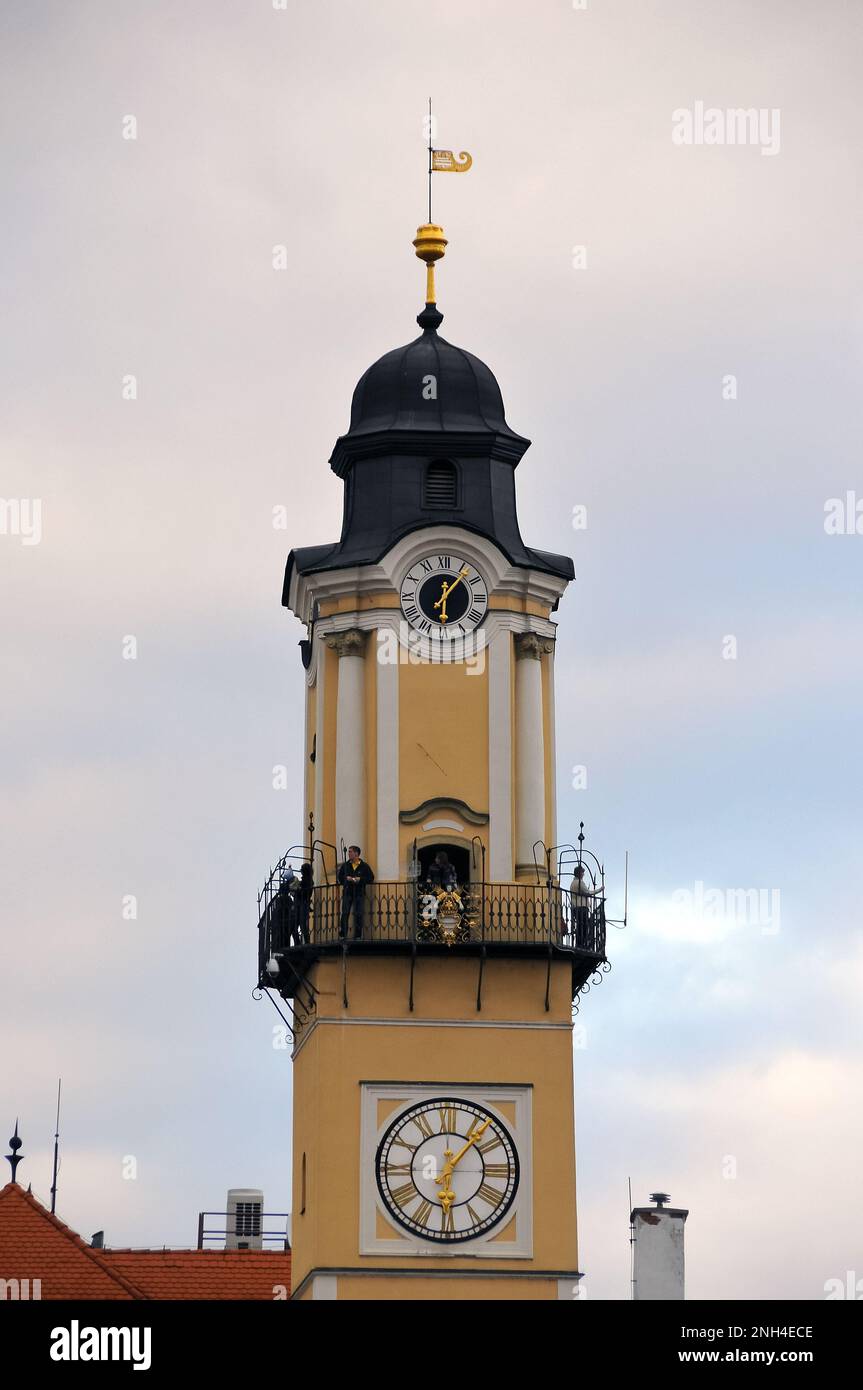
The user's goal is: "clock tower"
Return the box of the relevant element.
[257,222,608,1300]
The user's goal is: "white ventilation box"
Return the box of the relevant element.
[225,1188,264,1250]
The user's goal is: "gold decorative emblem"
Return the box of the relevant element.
[431,150,473,173]
[417,887,478,945]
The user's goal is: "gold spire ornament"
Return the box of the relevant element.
[413,222,448,305]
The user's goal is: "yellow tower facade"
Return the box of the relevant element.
[258,228,607,1300]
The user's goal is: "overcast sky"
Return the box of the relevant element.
[2,0,861,1300]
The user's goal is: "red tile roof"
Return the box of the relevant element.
[103,1249,292,1300]
[0,1183,291,1300]
[0,1182,142,1299]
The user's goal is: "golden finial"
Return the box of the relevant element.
[413,223,447,305]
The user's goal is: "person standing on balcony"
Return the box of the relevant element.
[293,861,313,945]
[337,846,374,940]
[273,863,296,951]
[570,864,596,944]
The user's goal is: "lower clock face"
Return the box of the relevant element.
[376,1097,519,1243]
[399,554,488,641]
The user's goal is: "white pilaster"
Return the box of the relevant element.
[488,631,513,881]
[547,644,558,853]
[326,629,367,855]
[376,641,400,879]
[313,644,327,852]
[514,633,554,873]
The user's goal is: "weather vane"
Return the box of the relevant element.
[426,98,472,221]
[415,100,473,310]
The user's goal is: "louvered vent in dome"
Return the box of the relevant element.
[423,460,457,508]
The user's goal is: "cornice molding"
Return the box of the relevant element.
[311,609,557,661]
[329,427,531,477]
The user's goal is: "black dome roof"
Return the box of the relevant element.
[330,306,529,471]
[350,322,509,436]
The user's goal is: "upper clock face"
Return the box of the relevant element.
[376,1096,519,1243]
[399,554,488,641]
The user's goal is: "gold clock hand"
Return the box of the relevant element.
[438,1181,456,1213]
[433,567,470,614]
[434,568,470,626]
[442,567,470,604]
[447,1116,492,1172]
[436,1146,457,1186]
[434,1117,492,1219]
[433,581,450,625]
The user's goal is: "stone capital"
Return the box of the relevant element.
[514,631,555,661]
[323,628,367,659]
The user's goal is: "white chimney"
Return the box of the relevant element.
[631,1192,689,1300]
[225,1188,264,1251]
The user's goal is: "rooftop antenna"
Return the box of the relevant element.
[50,1079,62,1214]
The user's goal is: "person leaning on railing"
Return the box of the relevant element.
[337,846,375,940]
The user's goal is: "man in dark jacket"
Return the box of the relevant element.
[337,846,374,939]
[293,861,313,945]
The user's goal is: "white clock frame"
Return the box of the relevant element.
[398,553,489,643]
[359,1082,533,1259]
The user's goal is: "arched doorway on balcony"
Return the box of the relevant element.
[417,841,472,887]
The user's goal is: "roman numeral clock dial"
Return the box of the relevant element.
[376,1098,519,1243]
[399,555,488,641]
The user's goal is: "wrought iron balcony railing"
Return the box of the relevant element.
[257,878,606,983]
